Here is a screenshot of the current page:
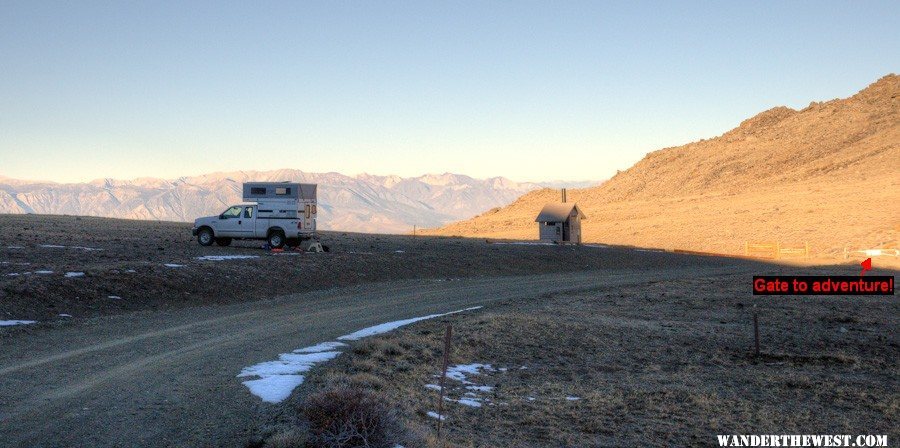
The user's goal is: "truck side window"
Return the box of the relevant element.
[244,207,253,218]
[222,206,242,218]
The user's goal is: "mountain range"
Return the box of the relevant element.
[424,74,899,258]
[0,170,598,233]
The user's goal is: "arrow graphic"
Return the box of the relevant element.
[860,257,872,276]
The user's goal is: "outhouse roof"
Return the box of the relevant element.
[534,203,586,222]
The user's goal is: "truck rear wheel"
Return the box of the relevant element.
[197,228,214,246]
[215,237,232,247]
[268,231,286,249]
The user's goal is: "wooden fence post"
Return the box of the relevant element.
[753,312,760,357]
[436,323,452,438]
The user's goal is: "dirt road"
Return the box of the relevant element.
[0,266,753,447]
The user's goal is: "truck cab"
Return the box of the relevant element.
[192,182,318,248]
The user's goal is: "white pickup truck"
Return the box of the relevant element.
[192,182,317,248]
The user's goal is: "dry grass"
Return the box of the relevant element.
[264,270,898,447]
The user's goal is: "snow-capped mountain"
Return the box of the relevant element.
[0,169,598,233]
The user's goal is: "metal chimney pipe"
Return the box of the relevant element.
[561,188,567,203]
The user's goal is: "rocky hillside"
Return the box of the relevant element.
[424,74,899,258]
[0,170,595,233]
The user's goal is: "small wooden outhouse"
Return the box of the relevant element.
[535,202,586,243]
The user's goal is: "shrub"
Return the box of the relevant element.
[302,386,402,448]
[264,428,308,448]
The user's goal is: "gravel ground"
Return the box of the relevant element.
[1,214,742,322]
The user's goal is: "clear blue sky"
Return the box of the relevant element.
[1,1,897,183]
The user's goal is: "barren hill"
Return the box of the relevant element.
[424,74,899,258]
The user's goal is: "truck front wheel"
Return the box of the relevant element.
[197,228,214,246]
[268,231,286,249]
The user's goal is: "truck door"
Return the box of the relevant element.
[216,206,254,237]
[215,206,243,237]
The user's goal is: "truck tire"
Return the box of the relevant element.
[215,237,232,247]
[267,231,286,249]
[197,228,214,246]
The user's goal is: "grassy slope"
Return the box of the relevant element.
[423,75,900,257]
[276,266,898,447]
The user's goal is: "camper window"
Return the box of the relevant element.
[250,187,266,195]
[275,187,291,195]
[305,204,311,218]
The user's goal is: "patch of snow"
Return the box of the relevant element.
[59,314,72,317]
[108,295,122,300]
[293,342,347,353]
[453,397,482,408]
[434,363,499,409]
[39,244,102,251]
[238,350,342,403]
[394,250,405,253]
[446,363,494,384]
[0,320,37,327]
[426,411,445,421]
[163,264,184,268]
[34,270,54,274]
[527,397,535,401]
[338,306,483,341]
[7,245,25,249]
[240,306,486,404]
[125,269,136,273]
[195,255,259,261]
[6,273,20,277]
[241,375,305,404]
[65,272,85,278]
[238,351,343,379]
[565,396,581,401]
[424,384,442,391]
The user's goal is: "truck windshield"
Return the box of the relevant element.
[222,206,242,218]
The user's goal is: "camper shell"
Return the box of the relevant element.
[242,182,318,231]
